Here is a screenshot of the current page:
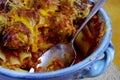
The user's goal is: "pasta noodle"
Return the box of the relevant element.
[20,52,32,64]
[0,50,6,62]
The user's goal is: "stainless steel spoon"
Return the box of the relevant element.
[30,0,107,72]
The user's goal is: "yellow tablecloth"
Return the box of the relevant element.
[104,0,120,69]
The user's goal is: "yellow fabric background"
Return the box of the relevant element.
[104,0,120,69]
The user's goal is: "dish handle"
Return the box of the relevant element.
[74,42,115,79]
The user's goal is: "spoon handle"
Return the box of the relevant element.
[73,0,107,41]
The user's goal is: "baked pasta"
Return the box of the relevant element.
[0,0,104,72]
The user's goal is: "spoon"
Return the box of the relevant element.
[30,0,107,72]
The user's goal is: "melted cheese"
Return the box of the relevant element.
[8,6,58,52]
[39,7,58,16]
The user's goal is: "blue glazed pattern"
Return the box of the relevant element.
[0,5,114,80]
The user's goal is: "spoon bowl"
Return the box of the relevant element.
[36,44,75,70]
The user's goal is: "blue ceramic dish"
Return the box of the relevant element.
[0,8,114,80]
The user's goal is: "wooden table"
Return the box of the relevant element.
[104,0,120,69]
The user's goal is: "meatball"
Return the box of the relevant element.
[38,13,76,44]
[2,21,30,49]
